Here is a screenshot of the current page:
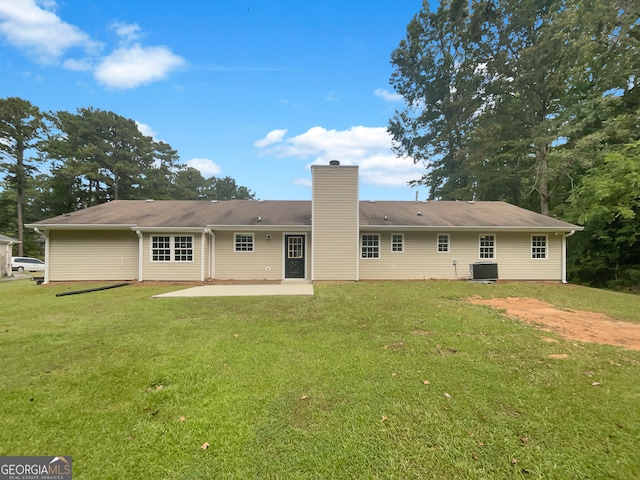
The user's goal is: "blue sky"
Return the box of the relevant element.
[0,0,430,201]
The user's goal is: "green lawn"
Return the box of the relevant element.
[1,280,639,479]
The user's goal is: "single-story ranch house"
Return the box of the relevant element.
[28,163,582,284]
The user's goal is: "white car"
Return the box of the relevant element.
[11,257,45,272]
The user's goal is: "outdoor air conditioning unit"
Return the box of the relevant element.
[470,262,498,281]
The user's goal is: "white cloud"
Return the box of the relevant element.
[110,21,142,43]
[0,1,185,89]
[255,125,421,189]
[374,88,403,102]
[254,129,287,148]
[135,121,157,139]
[94,44,186,89]
[0,0,101,63]
[186,158,221,177]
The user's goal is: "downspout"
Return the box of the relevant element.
[200,230,206,282]
[135,230,143,282]
[33,228,49,284]
[562,230,576,284]
[205,227,215,279]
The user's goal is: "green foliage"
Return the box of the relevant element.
[566,141,640,289]
[1,281,639,478]
[390,0,640,287]
[0,97,258,233]
[45,108,154,204]
[202,176,256,200]
[0,97,48,255]
[390,0,639,216]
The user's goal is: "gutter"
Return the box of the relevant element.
[206,225,312,232]
[26,224,137,230]
[359,225,584,232]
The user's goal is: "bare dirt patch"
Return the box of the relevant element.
[468,296,640,351]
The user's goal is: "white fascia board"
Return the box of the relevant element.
[207,225,312,232]
[25,223,137,230]
[132,227,206,233]
[358,225,583,232]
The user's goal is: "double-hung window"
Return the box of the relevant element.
[361,234,380,258]
[391,234,404,252]
[234,233,254,252]
[437,234,450,253]
[151,235,193,262]
[174,236,193,261]
[479,234,495,259]
[531,235,547,259]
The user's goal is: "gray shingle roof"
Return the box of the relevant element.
[29,199,581,231]
[359,201,579,230]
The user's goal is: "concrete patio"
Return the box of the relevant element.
[152,283,314,298]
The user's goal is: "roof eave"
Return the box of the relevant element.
[359,225,583,232]
[26,223,138,230]
[207,224,312,231]
[133,227,206,233]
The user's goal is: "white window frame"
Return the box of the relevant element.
[479,234,496,259]
[234,233,255,252]
[391,233,404,253]
[437,234,450,253]
[173,236,194,262]
[531,234,548,259]
[361,234,380,259]
[151,235,194,262]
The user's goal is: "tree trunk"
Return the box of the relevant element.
[17,185,24,256]
[536,144,550,216]
[16,145,25,256]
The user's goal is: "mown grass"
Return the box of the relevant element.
[1,280,639,479]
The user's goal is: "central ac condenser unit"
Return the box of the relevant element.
[470,262,498,281]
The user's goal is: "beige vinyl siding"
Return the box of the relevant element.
[358,231,563,281]
[48,230,138,281]
[359,231,431,280]
[213,230,285,280]
[312,166,359,280]
[495,232,562,280]
[142,233,203,281]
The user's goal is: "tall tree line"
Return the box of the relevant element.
[390,0,639,289]
[0,98,255,256]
